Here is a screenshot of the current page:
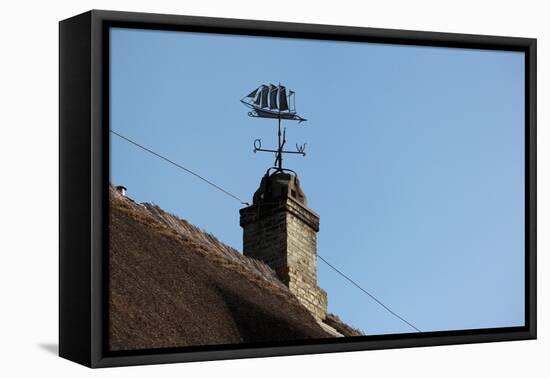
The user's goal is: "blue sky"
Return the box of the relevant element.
[110,27,525,335]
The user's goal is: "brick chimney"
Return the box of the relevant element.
[240,172,328,320]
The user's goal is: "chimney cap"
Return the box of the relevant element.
[252,172,307,206]
[115,185,127,196]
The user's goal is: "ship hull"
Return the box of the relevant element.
[241,101,306,122]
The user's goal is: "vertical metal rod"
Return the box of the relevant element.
[277,116,283,171]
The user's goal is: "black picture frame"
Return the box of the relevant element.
[59,9,537,368]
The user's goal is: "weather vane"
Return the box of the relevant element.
[241,83,308,174]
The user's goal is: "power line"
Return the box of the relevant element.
[317,254,421,332]
[111,128,420,332]
[110,130,250,206]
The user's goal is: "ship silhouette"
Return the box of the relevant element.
[240,84,307,123]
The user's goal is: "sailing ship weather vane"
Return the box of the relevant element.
[240,83,308,174]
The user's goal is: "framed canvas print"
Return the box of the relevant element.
[59,10,537,368]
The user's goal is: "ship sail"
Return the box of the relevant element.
[269,84,278,110]
[246,88,259,98]
[254,90,261,105]
[260,85,269,108]
[278,85,289,111]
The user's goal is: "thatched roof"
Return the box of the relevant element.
[109,186,359,351]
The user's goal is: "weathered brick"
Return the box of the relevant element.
[240,173,328,321]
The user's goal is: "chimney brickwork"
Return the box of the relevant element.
[240,173,328,320]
